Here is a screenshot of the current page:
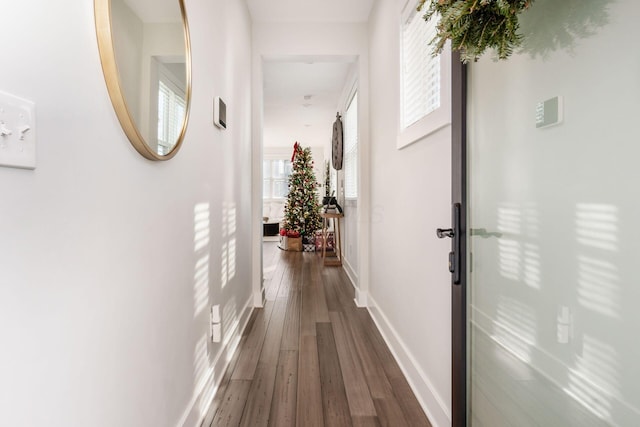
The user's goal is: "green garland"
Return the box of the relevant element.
[418,0,534,63]
[324,161,331,198]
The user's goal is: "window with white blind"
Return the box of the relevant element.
[398,2,450,149]
[157,78,186,155]
[343,92,358,199]
[263,159,292,199]
[402,7,440,128]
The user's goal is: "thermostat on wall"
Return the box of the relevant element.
[214,97,227,129]
[536,96,563,129]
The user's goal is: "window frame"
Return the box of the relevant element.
[157,79,186,155]
[155,60,187,155]
[343,87,359,200]
[262,158,292,200]
[397,0,451,150]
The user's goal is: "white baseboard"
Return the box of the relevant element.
[354,290,368,308]
[342,257,369,307]
[177,296,254,427]
[367,294,451,427]
[342,256,358,289]
[253,287,266,308]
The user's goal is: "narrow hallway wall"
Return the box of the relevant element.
[0,1,253,426]
[367,0,452,425]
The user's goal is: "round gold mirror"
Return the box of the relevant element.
[95,0,191,160]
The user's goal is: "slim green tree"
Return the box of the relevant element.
[283,142,322,238]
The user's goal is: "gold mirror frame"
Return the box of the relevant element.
[94,0,192,161]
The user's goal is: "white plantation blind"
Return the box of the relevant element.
[157,80,186,155]
[344,92,358,199]
[401,7,440,129]
[263,159,292,199]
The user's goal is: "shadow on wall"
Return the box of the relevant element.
[194,203,211,318]
[520,0,614,59]
[193,203,211,318]
[476,201,626,424]
[221,201,237,290]
[193,203,215,419]
[190,200,242,420]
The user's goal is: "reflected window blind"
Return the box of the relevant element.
[401,8,440,129]
[157,80,186,155]
[344,92,358,199]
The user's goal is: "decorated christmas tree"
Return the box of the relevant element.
[283,142,322,239]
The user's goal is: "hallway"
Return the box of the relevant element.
[202,243,431,427]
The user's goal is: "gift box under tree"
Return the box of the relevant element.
[280,229,303,252]
[315,230,334,252]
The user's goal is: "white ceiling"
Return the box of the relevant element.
[124,0,376,25]
[249,2,374,149]
[246,0,376,23]
[263,60,354,148]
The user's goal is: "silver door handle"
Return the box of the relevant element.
[437,228,454,239]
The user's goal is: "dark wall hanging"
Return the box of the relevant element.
[332,112,343,170]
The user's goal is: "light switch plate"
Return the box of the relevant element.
[0,91,36,169]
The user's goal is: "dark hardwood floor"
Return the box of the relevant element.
[201,242,432,427]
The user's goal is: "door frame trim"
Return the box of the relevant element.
[451,51,468,427]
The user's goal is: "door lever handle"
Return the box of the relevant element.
[436,203,462,285]
[437,228,455,239]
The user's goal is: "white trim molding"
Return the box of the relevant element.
[251,56,266,309]
[341,257,367,307]
[367,294,451,427]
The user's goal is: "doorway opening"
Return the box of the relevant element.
[259,56,359,288]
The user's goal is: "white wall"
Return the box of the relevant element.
[251,22,371,305]
[0,1,253,426]
[367,0,452,425]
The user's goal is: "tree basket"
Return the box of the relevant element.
[287,236,302,252]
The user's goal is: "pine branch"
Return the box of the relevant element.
[420,0,534,62]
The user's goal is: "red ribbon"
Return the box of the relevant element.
[291,142,300,162]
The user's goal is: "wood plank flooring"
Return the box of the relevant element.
[203,242,432,427]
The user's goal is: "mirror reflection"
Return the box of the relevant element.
[105,0,190,158]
